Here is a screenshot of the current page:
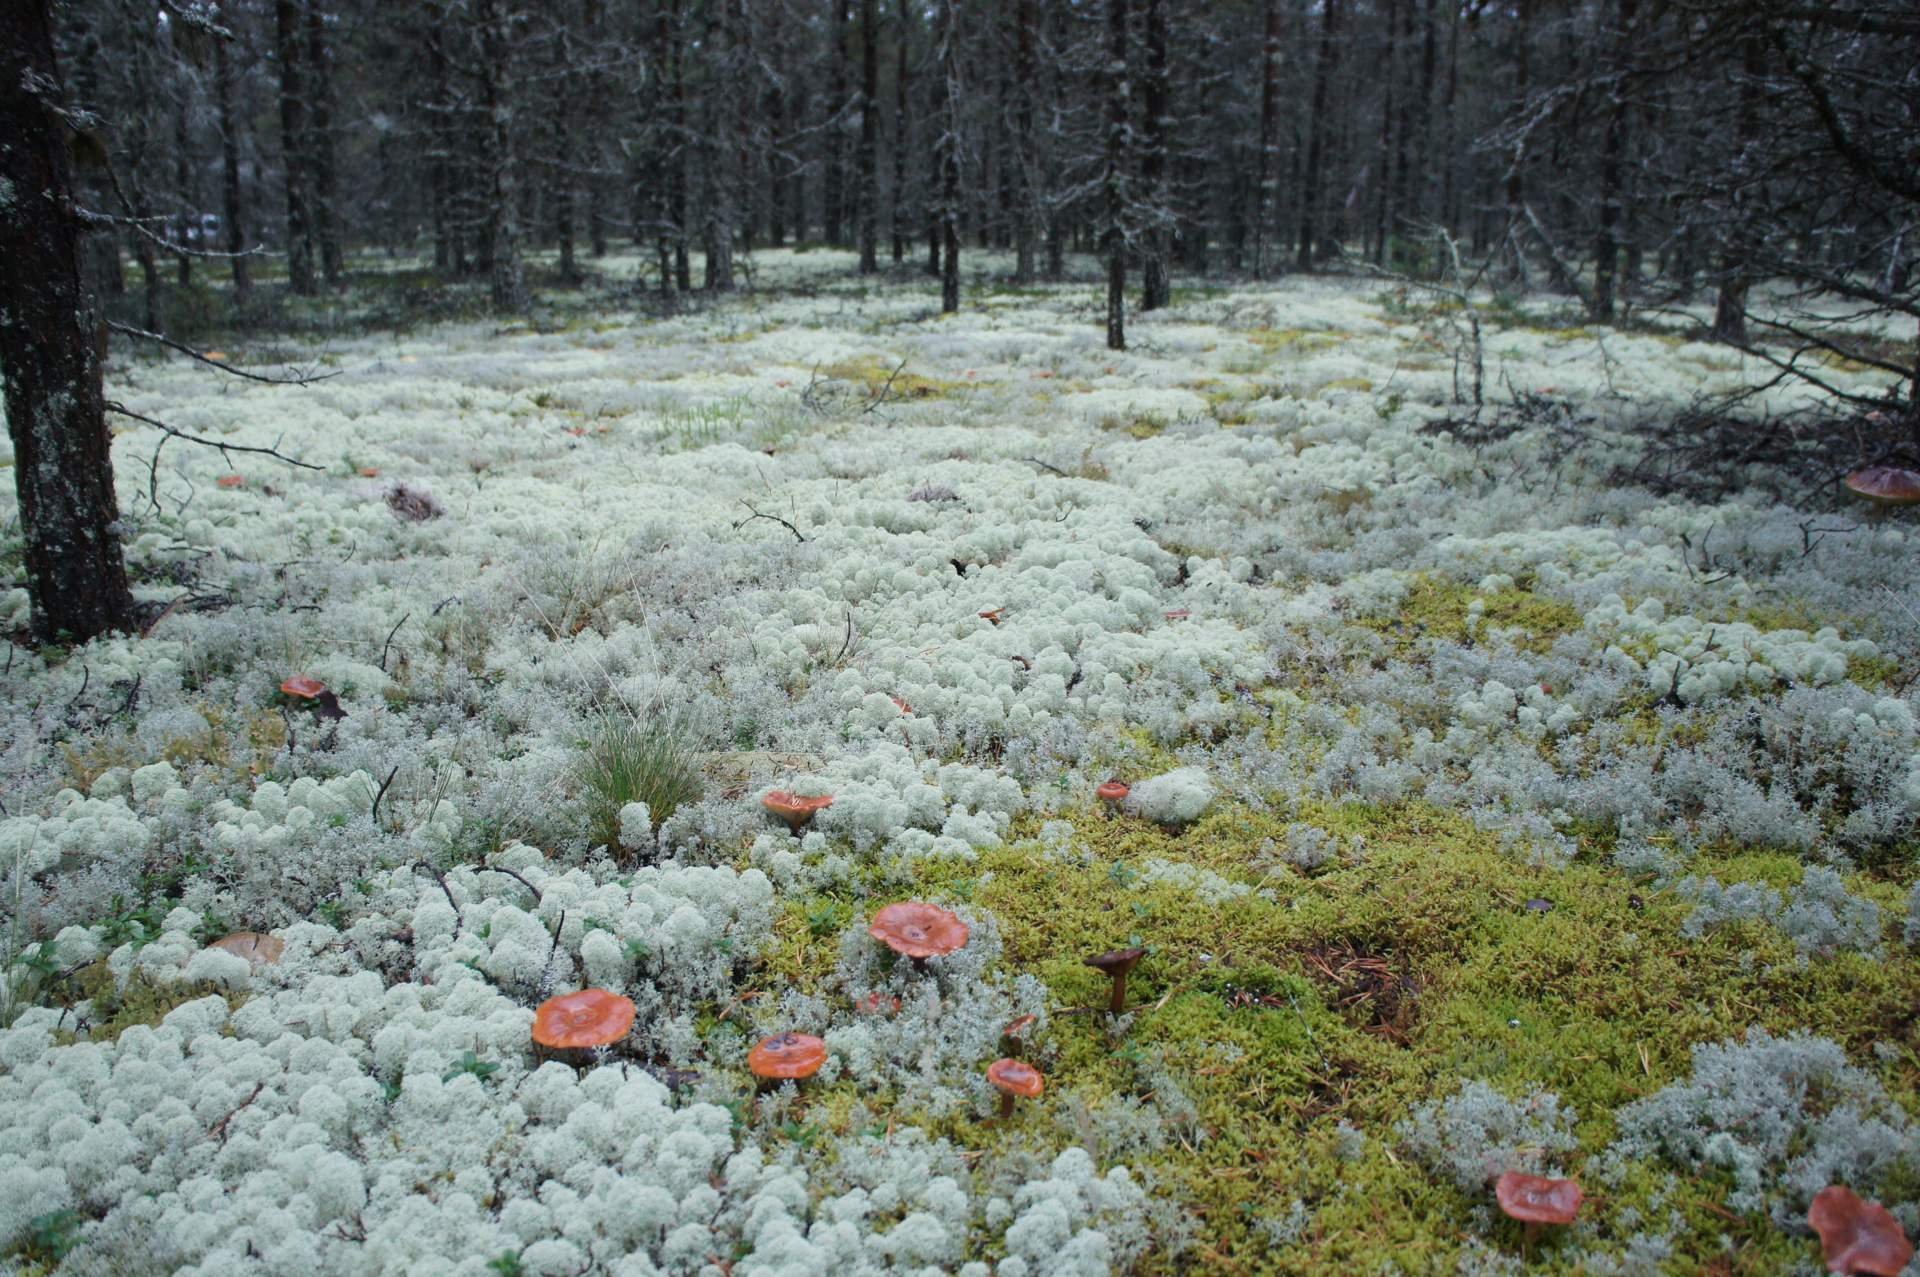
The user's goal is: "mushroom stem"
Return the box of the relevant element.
[1107,970,1129,1014]
[998,1091,1016,1121]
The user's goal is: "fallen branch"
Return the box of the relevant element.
[108,322,338,385]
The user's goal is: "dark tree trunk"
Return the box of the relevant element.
[215,10,252,299]
[1592,0,1636,321]
[1104,0,1128,350]
[173,95,194,288]
[1297,0,1337,270]
[1012,0,1037,283]
[477,0,527,309]
[1254,0,1282,277]
[826,1,850,247]
[1372,0,1402,267]
[937,0,960,311]
[275,0,316,293]
[1710,30,1763,345]
[858,0,879,272]
[306,1,342,284]
[891,0,910,262]
[1,0,136,644]
[1140,0,1170,311]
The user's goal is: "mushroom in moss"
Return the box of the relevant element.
[763,790,833,834]
[1844,466,1920,509]
[1096,779,1130,811]
[870,901,970,970]
[1494,1171,1583,1244]
[279,674,346,720]
[208,931,285,967]
[1001,1013,1039,1057]
[748,1032,828,1085]
[532,988,636,1061]
[1809,1185,1914,1276]
[1084,946,1145,1013]
[986,1057,1045,1119]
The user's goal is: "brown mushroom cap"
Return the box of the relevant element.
[763,790,833,833]
[1084,946,1146,977]
[1096,780,1131,804]
[870,901,970,960]
[208,931,285,967]
[280,675,327,699]
[1845,466,1920,507]
[1809,1185,1914,1276]
[1494,1171,1584,1226]
[986,1057,1045,1099]
[532,988,637,1051]
[1004,1013,1039,1039]
[748,1032,828,1080]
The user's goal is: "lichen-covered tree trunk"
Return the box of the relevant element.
[306,0,343,285]
[857,0,879,274]
[1104,0,1128,350]
[1296,0,1338,270]
[215,10,252,300]
[477,0,526,310]
[937,0,960,313]
[0,0,136,645]
[1139,0,1170,312]
[1253,0,1282,278]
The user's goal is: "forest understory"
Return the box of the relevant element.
[2,250,1919,1276]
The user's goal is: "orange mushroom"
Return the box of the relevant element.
[1084,946,1145,1013]
[1809,1185,1914,1276]
[281,675,328,699]
[763,790,833,834]
[1096,780,1130,806]
[747,1032,828,1082]
[1494,1171,1584,1229]
[208,931,285,967]
[1001,1013,1039,1057]
[1845,466,1920,508]
[216,474,246,489]
[532,988,637,1055]
[869,901,970,965]
[986,1057,1045,1119]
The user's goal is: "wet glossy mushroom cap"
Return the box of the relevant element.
[1003,1013,1038,1039]
[748,1032,828,1080]
[280,675,327,699]
[870,901,970,960]
[763,790,833,833]
[1494,1171,1584,1226]
[1845,466,1920,507]
[1084,946,1145,978]
[1809,1185,1914,1276]
[208,931,285,967]
[986,1057,1045,1099]
[532,988,637,1051]
[1096,780,1131,804]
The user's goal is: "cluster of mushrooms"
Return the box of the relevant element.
[1488,1160,1912,1272]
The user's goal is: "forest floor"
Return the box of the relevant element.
[1,250,1917,1276]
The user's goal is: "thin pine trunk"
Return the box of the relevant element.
[1104,0,1128,350]
[275,0,316,294]
[1297,0,1337,270]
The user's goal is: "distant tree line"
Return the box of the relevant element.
[3,0,1917,642]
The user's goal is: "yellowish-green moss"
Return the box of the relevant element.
[1351,574,1583,658]
[735,790,1920,1273]
[821,356,966,401]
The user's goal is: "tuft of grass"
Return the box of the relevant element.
[579,714,705,855]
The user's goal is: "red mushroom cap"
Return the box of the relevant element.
[986,1057,1045,1099]
[763,790,834,833]
[280,675,327,699]
[1845,466,1920,507]
[216,474,246,489]
[869,901,970,960]
[208,931,285,967]
[1494,1171,1584,1226]
[532,988,637,1051]
[747,1032,828,1080]
[1809,1185,1915,1276]
[1096,780,1131,804]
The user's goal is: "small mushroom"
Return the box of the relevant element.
[986,1057,1045,1119]
[208,931,285,967]
[279,674,346,720]
[1096,780,1131,807]
[1844,466,1920,508]
[532,988,637,1058]
[1084,946,1145,1013]
[1001,1013,1039,1058]
[763,789,833,834]
[217,474,246,489]
[1494,1171,1583,1232]
[870,901,970,968]
[748,1032,828,1084]
[978,607,1006,626]
[1809,1185,1914,1276]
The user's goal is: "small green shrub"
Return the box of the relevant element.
[578,714,705,854]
